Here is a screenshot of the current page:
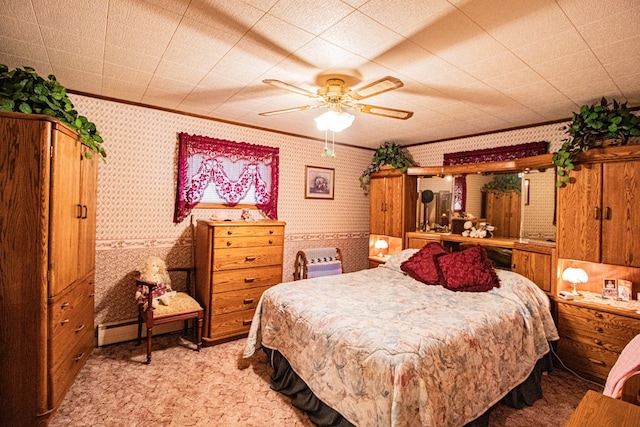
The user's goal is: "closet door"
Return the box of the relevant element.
[601,161,640,266]
[369,176,387,235]
[385,175,405,238]
[556,163,602,263]
[49,127,82,297]
[78,147,98,279]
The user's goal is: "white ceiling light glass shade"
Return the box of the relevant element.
[314,110,355,132]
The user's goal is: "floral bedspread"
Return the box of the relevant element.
[244,266,558,427]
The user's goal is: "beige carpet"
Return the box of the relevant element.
[50,333,600,427]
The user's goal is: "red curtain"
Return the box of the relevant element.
[174,133,279,223]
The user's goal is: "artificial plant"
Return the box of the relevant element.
[359,141,416,190]
[481,173,521,194]
[553,97,639,187]
[0,64,106,160]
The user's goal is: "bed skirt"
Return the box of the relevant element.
[264,347,553,427]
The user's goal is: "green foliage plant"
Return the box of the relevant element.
[553,97,639,187]
[481,173,521,194]
[0,64,106,160]
[359,141,416,190]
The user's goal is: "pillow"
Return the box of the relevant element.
[400,242,449,285]
[435,245,500,292]
[380,249,419,272]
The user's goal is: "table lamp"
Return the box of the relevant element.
[562,267,588,296]
[374,239,389,258]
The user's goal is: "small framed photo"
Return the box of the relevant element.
[618,279,632,302]
[602,278,617,299]
[305,166,334,199]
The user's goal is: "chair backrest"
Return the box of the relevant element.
[621,371,640,406]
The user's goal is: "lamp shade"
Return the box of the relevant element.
[374,239,389,250]
[562,267,588,284]
[314,110,355,132]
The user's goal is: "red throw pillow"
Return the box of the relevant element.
[435,245,500,292]
[401,242,449,285]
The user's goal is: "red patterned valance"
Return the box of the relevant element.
[174,133,279,223]
[443,141,549,166]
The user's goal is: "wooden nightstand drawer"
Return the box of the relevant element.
[212,265,282,293]
[210,285,271,315]
[557,337,618,381]
[557,304,640,353]
[213,225,284,238]
[209,309,256,340]
[213,245,283,271]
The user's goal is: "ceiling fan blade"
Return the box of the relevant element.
[350,103,413,120]
[348,76,404,101]
[258,104,323,116]
[262,79,322,99]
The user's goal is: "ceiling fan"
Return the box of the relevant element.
[258,74,414,120]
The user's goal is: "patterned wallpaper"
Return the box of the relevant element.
[71,93,570,326]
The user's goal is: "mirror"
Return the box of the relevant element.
[416,176,453,231]
[521,169,556,242]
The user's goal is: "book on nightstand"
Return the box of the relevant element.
[617,279,632,302]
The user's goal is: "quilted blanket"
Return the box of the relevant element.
[244,265,558,427]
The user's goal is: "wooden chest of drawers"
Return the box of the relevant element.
[556,301,640,382]
[195,220,285,345]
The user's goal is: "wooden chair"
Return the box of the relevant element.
[136,267,203,364]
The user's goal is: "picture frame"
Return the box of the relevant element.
[305,166,335,199]
[602,278,617,299]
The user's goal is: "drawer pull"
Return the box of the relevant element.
[227,230,233,235]
[595,327,604,333]
[75,324,85,333]
[242,319,252,326]
[74,352,85,362]
[269,230,274,234]
[594,312,603,318]
[588,358,606,366]
[245,256,256,262]
[226,241,232,246]
[244,278,255,283]
[268,239,273,244]
[243,298,255,304]
[594,339,603,346]
[61,302,70,309]
[60,319,70,325]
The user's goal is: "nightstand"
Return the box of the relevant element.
[555,293,640,383]
[368,255,387,269]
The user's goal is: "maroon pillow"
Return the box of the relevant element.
[400,242,449,285]
[435,245,500,292]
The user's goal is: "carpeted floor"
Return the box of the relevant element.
[50,333,601,427]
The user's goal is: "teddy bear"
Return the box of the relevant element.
[135,256,176,309]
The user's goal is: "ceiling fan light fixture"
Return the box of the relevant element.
[314,110,355,132]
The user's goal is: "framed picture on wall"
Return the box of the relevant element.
[305,166,334,200]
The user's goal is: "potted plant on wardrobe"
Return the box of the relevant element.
[553,97,639,187]
[0,64,106,160]
[359,141,416,191]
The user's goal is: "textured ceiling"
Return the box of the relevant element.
[1,0,639,149]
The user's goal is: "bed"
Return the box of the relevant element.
[243,247,559,427]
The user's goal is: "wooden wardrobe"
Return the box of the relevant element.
[0,112,97,426]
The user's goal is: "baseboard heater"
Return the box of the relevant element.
[97,318,184,347]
